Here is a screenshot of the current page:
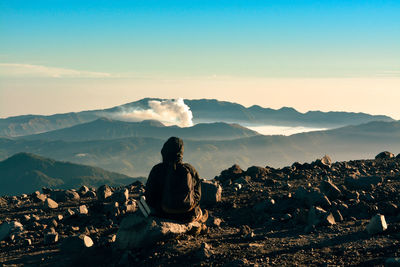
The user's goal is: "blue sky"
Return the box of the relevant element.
[0,0,400,118]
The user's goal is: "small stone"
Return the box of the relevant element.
[366,214,387,234]
[77,205,89,215]
[24,238,32,246]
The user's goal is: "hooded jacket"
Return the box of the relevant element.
[145,137,201,216]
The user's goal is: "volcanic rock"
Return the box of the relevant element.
[319,180,341,200]
[245,166,269,179]
[345,175,383,190]
[200,180,222,205]
[366,214,387,234]
[375,151,395,160]
[308,206,335,226]
[111,188,129,204]
[44,198,58,209]
[97,185,113,201]
[78,185,89,196]
[116,213,201,249]
[44,230,59,244]
[61,234,94,252]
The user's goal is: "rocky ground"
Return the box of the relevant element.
[1,151,400,266]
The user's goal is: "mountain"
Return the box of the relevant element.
[0,152,145,195]
[20,118,260,141]
[0,98,393,137]
[1,120,399,179]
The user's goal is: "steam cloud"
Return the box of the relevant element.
[107,98,193,127]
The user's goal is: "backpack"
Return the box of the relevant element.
[161,163,195,214]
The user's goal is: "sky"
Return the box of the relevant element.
[1,0,400,119]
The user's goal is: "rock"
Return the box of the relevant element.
[345,176,383,190]
[77,205,89,215]
[200,180,222,205]
[44,198,58,209]
[378,202,398,216]
[396,153,400,159]
[366,214,387,234]
[319,180,341,200]
[97,185,113,201]
[32,191,47,203]
[44,231,59,244]
[0,222,12,241]
[215,164,243,183]
[103,202,120,217]
[122,200,137,213]
[308,206,335,226]
[245,166,269,179]
[332,209,343,222]
[375,151,395,160]
[49,190,67,202]
[65,190,80,201]
[78,185,89,196]
[197,242,213,259]
[84,191,97,198]
[385,257,400,267]
[24,238,32,246]
[315,155,332,168]
[61,234,94,252]
[116,213,201,249]
[112,188,129,204]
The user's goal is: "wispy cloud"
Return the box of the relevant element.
[0,63,113,78]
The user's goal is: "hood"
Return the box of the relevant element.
[161,137,184,163]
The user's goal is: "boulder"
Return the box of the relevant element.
[116,213,201,249]
[111,188,129,204]
[44,231,59,244]
[0,221,23,241]
[245,166,269,179]
[44,198,58,209]
[65,190,80,202]
[61,234,94,253]
[97,185,113,201]
[396,153,400,159]
[308,206,335,226]
[84,191,97,198]
[200,180,222,205]
[0,197,7,207]
[78,185,89,196]
[314,155,332,168]
[32,191,47,203]
[366,214,387,234]
[345,176,383,191]
[319,180,341,200]
[375,151,395,160]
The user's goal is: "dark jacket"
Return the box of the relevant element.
[145,137,201,220]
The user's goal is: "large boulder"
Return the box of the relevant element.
[116,213,201,249]
[314,155,332,168]
[44,198,59,209]
[111,188,129,204]
[375,151,395,160]
[200,180,222,205]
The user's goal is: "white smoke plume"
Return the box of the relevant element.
[107,98,193,127]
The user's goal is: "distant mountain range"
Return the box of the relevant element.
[20,118,259,141]
[1,120,399,179]
[0,98,393,137]
[0,152,145,196]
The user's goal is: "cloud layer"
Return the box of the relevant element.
[0,63,112,78]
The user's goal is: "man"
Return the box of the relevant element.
[145,137,207,223]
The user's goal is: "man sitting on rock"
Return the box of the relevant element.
[145,136,207,223]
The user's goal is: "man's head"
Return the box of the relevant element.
[161,137,184,163]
